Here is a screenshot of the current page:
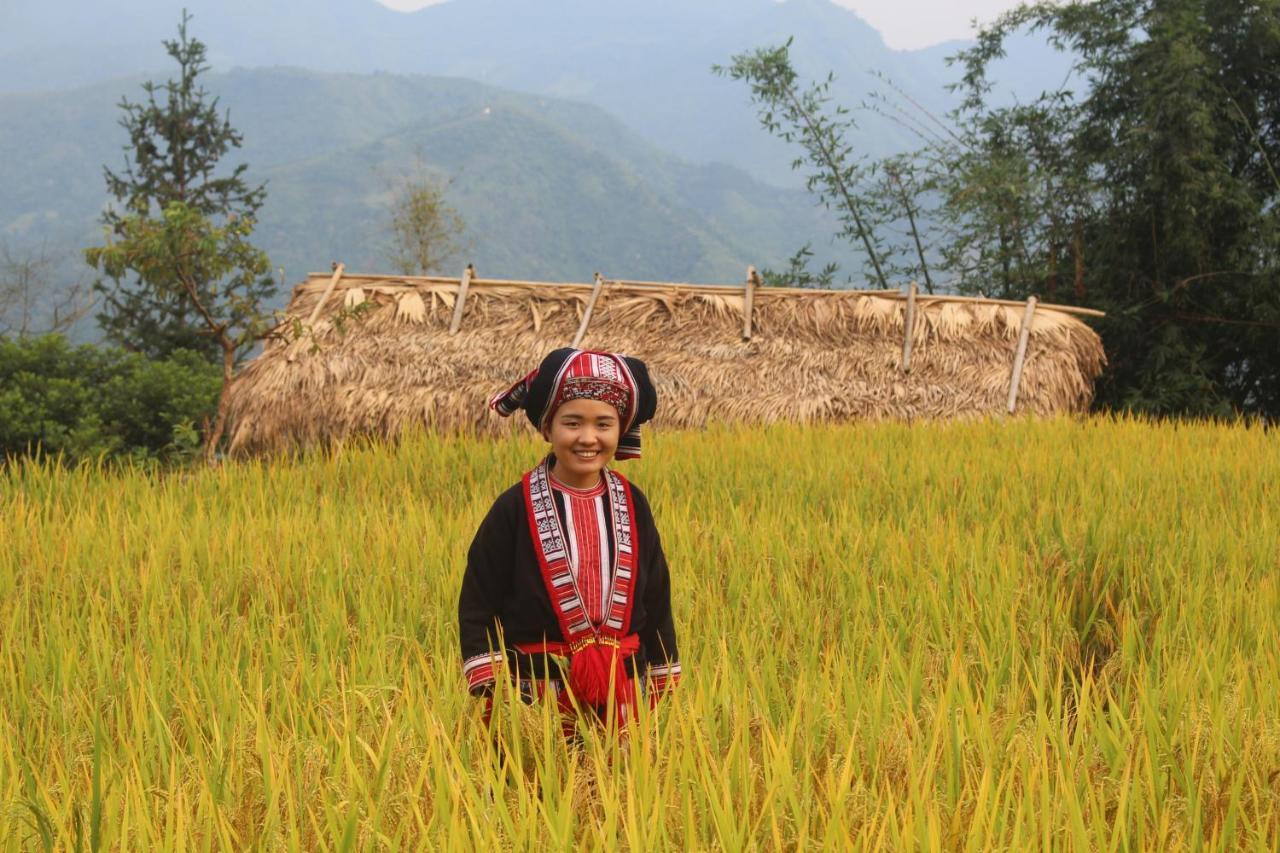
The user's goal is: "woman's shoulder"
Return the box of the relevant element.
[490,480,526,510]
[476,480,527,526]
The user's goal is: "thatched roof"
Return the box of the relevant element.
[222,269,1106,456]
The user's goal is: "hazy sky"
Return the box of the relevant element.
[373,0,1028,51]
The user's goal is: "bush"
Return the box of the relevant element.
[0,334,221,464]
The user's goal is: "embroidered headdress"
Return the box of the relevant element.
[489,348,657,459]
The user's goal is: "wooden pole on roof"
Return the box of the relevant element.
[572,272,606,348]
[742,265,759,340]
[305,262,345,326]
[449,263,475,335]
[901,281,918,373]
[1007,296,1039,413]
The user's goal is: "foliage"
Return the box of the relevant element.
[757,243,838,289]
[385,167,468,276]
[722,1,1280,416]
[945,0,1280,416]
[865,153,940,293]
[0,334,220,464]
[932,96,1090,303]
[87,201,275,462]
[90,12,273,362]
[714,40,890,289]
[1,418,1277,846]
[87,203,274,367]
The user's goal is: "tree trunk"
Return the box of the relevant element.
[1073,223,1086,300]
[203,338,237,466]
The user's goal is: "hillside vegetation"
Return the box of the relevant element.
[2,417,1277,848]
[0,67,857,300]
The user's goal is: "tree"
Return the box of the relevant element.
[0,243,94,338]
[384,166,468,276]
[714,40,890,289]
[951,0,1280,416]
[86,202,273,463]
[722,1,1280,416]
[758,244,838,289]
[933,95,1091,302]
[91,11,272,362]
[866,154,940,294]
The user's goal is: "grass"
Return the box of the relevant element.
[1,415,1278,850]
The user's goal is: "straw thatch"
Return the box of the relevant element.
[222,271,1107,456]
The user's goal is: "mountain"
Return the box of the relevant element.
[0,68,857,323]
[0,0,976,186]
[0,0,1080,338]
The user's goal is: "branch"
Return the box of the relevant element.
[779,81,889,288]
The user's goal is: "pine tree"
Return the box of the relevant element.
[91,10,272,362]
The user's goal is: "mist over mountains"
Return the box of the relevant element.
[0,0,1070,335]
[1,0,1066,183]
[0,68,858,288]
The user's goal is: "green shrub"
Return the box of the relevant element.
[0,334,220,464]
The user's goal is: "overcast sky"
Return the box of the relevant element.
[373,0,1028,51]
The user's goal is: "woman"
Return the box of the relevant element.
[458,348,681,730]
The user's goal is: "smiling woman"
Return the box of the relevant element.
[457,348,681,736]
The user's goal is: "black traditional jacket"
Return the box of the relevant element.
[457,475,681,694]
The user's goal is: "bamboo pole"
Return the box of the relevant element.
[1007,296,1039,414]
[448,263,475,335]
[298,273,891,299]
[305,262,345,326]
[901,281,918,372]
[293,272,1106,318]
[742,266,759,341]
[916,293,1101,318]
[571,272,606,348]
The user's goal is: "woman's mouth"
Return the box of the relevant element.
[572,449,600,460]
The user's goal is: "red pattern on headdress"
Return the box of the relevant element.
[541,351,636,433]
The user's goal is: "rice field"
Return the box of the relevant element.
[1,416,1278,850]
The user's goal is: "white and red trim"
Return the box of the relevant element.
[647,661,682,694]
[462,651,505,692]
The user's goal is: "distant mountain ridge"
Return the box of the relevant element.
[0,67,858,312]
[3,0,1069,186]
[0,0,1078,339]
[2,0,1075,186]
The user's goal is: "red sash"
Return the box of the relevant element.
[521,458,639,706]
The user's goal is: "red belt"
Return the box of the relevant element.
[515,633,641,706]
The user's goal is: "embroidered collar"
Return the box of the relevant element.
[522,457,637,639]
[549,470,607,498]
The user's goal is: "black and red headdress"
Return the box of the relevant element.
[489,348,657,459]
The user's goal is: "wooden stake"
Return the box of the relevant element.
[305,262,345,326]
[742,266,759,341]
[449,263,475,335]
[1007,296,1039,414]
[901,281,918,372]
[571,272,606,348]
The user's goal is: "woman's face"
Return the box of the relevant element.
[543,398,621,488]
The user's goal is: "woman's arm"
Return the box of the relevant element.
[633,487,681,698]
[457,489,518,695]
